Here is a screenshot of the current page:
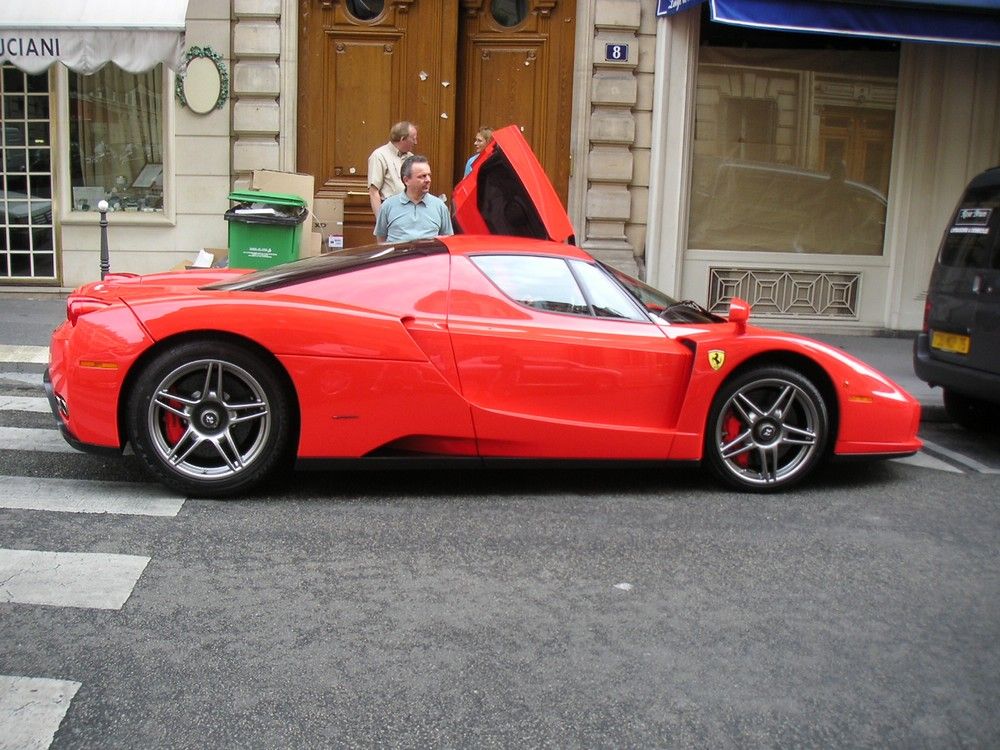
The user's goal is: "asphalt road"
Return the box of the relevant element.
[2,439,999,747]
[2,292,999,748]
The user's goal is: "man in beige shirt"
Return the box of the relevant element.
[367,121,418,216]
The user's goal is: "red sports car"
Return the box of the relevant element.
[45,126,921,497]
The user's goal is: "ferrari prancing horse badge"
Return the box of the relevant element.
[708,350,725,371]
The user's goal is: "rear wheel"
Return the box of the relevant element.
[943,389,1000,433]
[705,366,829,492]
[126,341,294,497]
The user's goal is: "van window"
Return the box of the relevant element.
[939,185,1000,270]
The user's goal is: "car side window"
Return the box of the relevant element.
[471,255,590,315]
[940,185,1000,270]
[569,260,647,321]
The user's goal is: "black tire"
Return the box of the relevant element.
[943,389,1000,433]
[704,366,829,492]
[126,340,294,497]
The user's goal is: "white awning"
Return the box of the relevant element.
[0,0,190,75]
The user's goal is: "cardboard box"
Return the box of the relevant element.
[192,247,229,268]
[313,197,345,251]
[251,170,315,259]
[170,247,230,272]
[299,231,323,259]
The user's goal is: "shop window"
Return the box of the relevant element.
[68,65,164,214]
[688,22,899,256]
[723,97,777,163]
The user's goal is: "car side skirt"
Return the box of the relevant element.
[296,457,701,471]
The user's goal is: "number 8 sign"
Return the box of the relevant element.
[604,43,629,63]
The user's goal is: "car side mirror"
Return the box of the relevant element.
[729,297,750,334]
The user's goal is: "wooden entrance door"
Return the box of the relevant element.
[297,0,459,248]
[454,1,576,206]
[297,1,576,248]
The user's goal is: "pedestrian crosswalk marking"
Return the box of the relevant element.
[0,345,48,364]
[0,372,45,387]
[0,675,81,750]
[0,426,79,454]
[920,437,1000,475]
[1,476,184,516]
[0,395,49,413]
[891,452,963,474]
[0,344,163,750]
[0,548,150,610]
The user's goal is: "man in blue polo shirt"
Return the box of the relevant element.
[374,155,454,244]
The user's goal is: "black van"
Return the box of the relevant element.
[914,166,1000,430]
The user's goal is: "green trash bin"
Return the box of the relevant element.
[225,190,308,269]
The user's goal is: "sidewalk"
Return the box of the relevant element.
[0,291,944,416]
[0,292,67,348]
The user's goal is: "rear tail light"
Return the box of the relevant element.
[922,299,931,332]
[67,297,111,326]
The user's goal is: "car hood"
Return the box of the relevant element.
[452,124,576,245]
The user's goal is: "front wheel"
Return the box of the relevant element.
[704,366,829,492]
[126,341,295,497]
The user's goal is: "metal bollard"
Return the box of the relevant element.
[98,199,110,280]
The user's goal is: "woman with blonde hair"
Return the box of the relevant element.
[463,127,494,177]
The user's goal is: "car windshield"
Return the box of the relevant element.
[204,239,448,291]
[600,262,723,323]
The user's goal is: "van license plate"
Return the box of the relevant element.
[931,331,970,354]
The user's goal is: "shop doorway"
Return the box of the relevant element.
[1,63,56,282]
[297,0,575,248]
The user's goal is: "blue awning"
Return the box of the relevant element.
[656,0,1000,47]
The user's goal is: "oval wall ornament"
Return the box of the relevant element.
[176,46,229,113]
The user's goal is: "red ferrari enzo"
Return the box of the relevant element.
[45,126,921,497]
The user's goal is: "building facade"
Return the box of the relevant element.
[2,0,998,334]
[640,1,1000,332]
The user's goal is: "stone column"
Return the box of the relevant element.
[585,0,642,276]
[231,0,284,189]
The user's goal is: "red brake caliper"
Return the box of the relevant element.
[723,411,750,468]
[163,397,185,445]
